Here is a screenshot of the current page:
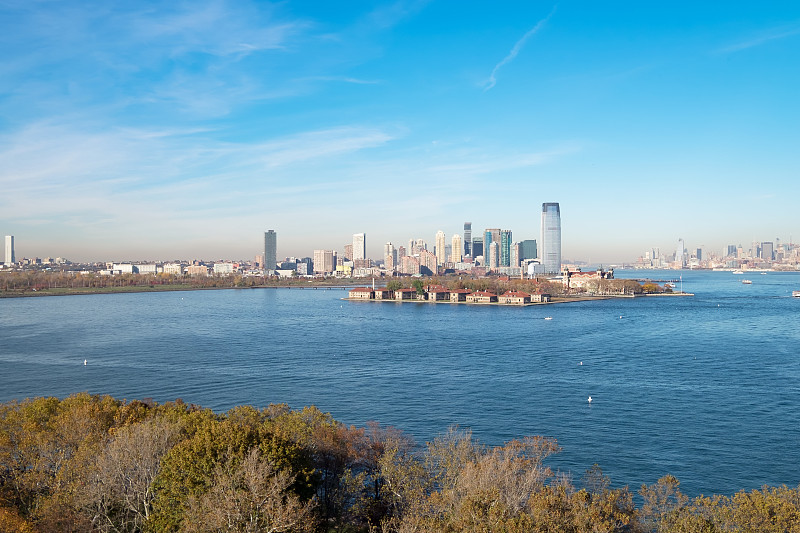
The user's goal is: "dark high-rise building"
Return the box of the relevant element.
[464,222,472,257]
[472,238,483,258]
[520,239,537,261]
[540,203,561,274]
[264,230,277,270]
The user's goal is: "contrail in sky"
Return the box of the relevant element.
[484,6,557,91]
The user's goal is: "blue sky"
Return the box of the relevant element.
[2,1,799,263]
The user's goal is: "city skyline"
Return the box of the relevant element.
[2,2,800,262]
[3,225,799,266]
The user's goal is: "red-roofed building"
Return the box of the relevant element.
[374,288,392,299]
[426,286,450,301]
[348,287,374,299]
[395,288,417,300]
[499,290,531,304]
[449,289,471,302]
[466,291,498,303]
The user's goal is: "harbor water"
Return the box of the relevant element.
[1,269,799,496]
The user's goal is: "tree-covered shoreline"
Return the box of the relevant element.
[1,394,796,532]
[1,270,660,300]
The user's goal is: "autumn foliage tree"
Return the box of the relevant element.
[4,395,800,532]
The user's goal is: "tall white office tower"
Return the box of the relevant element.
[489,241,500,269]
[353,233,366,261]
[4,236,14,266]
[435,230,446,266]
[384,242,397,270]
[676,238,686,267]
[540,203,561,274]
[451,234,462,263]
[264,230,277,270]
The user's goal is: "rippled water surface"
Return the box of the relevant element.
[2,270,799,496]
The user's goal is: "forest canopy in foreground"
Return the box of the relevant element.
[1,394,799,532]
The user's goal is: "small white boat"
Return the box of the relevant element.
[793,291,800,298]
[544,316,553,320]
[732,270,744,274]
[741,279,752,284]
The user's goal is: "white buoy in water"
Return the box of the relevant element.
[588,396,592,403]
[84,359,87,366]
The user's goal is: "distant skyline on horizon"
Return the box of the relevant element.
[4,226,796,265]
[2,2,799,263]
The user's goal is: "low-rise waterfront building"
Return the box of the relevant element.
[426,285,450,301]
[499,290,531,304]
[449,289,471,302]
[186,265,209,277]
[395,288,417,300]
[374,288,392,299]
[135,264,158,274]
[112,263,136,274]
[163,263,183,275]
[466,291,498,303]
[349,287,374,299]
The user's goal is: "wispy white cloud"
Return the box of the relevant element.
[301,76,382,85]
[0,0,311,123]
[425,145,577,175]
[483,6,557,91]
[0,121,397,221]
[128,2,303,58]
[717,23,800,54]
[362,0,432,30]
[254,127,394,168]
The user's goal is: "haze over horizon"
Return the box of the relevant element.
[2,1,799,263]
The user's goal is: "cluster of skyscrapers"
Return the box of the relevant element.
[637,237,800,270]
[2,202,565,278]
[259,202,563,277]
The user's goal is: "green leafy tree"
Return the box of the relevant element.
[411,279,425,296]
[182,448,317,533]
[148,408,315,532]
[386,280,402,291]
